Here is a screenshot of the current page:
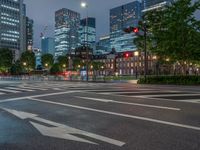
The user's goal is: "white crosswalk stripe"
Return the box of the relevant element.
[0,88,21,93]
[6,87,35,92]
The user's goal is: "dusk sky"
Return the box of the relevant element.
[24,0,200,48]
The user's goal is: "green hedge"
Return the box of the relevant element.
[138,76,200,85]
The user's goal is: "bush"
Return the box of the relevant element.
[138,75,200,85]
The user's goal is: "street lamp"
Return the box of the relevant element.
[23,62,27,66]
[134,51,139,79]
[81,1,89,82]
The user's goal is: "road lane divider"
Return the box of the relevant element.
[27,98,200,132]
[75,96,180,111]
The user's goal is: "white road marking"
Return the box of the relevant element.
[0,88,21,93]
[75,96,180,111]
[135,93,200,98]
[112,94,200,104]
[2,108,125,147]
[179,99,200,103]
[6,87,34,92]
[18,86,47,90]
[28,98,200,131]
[75,97,113,102]
[0,91,79,103]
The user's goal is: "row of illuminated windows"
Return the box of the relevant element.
[1,20,17,26]
[1,4,19,11]
[7,30,19,35]
[1,33,19,38]
[1,16,19,23]
[1,37,17,42]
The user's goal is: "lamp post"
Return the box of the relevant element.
[134,51,139,79]
[81,2,89,82]
[143,21,147,81]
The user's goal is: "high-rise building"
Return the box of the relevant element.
[110,0,142,52]
[79,17,96,51]
[0,0,26,60]
[26,17,34,51]
[41,37,55,56]
[143,0,173,12]
[55,8,80,58]
[96,35,111,52]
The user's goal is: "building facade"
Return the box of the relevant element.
[25,17,33,51]
[0,0,26,60]
[79,17,96,51]
[143,0,173,11]
[110,0,142,52]
[96,35,111,52]
[55,8,80,58]
[41,37,55,56]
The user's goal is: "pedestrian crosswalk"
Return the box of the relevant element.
[0,82,113,96]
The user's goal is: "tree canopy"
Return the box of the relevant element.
[20,51,36,71]
[0,48,13,73]
[134,0,200,63]
[41,54,54,68]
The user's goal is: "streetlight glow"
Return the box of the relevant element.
[81,2,87,8]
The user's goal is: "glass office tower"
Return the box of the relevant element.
[110,0,142,52]
[55,8,80,58]
[79,17,96,51]
[0,0,25,60]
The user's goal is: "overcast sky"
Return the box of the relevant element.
[24,0,200,48]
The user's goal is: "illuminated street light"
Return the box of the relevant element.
[134,51,139,57]
[81,1,89,81]
[23,62,27,66]
[81,2,87,8]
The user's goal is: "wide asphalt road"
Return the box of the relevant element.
[0,80,200,150]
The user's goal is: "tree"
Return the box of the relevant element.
[50,63,62,74]
[0,48,13,73]
[72,58,85,70]
[57,56,68,67]
[41,54,54,69]
[10,60,23,75]
[153,0,199,60]
[135,0,200,74]
[20,51,36,72]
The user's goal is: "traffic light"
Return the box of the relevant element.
[123,27,139,34]
[133,27,139,33]
[123,52,131,58]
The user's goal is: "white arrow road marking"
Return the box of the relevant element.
[1,108,125,147]
[28,98,200,132]
[30,122,98,145]
[75,96,180,111]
